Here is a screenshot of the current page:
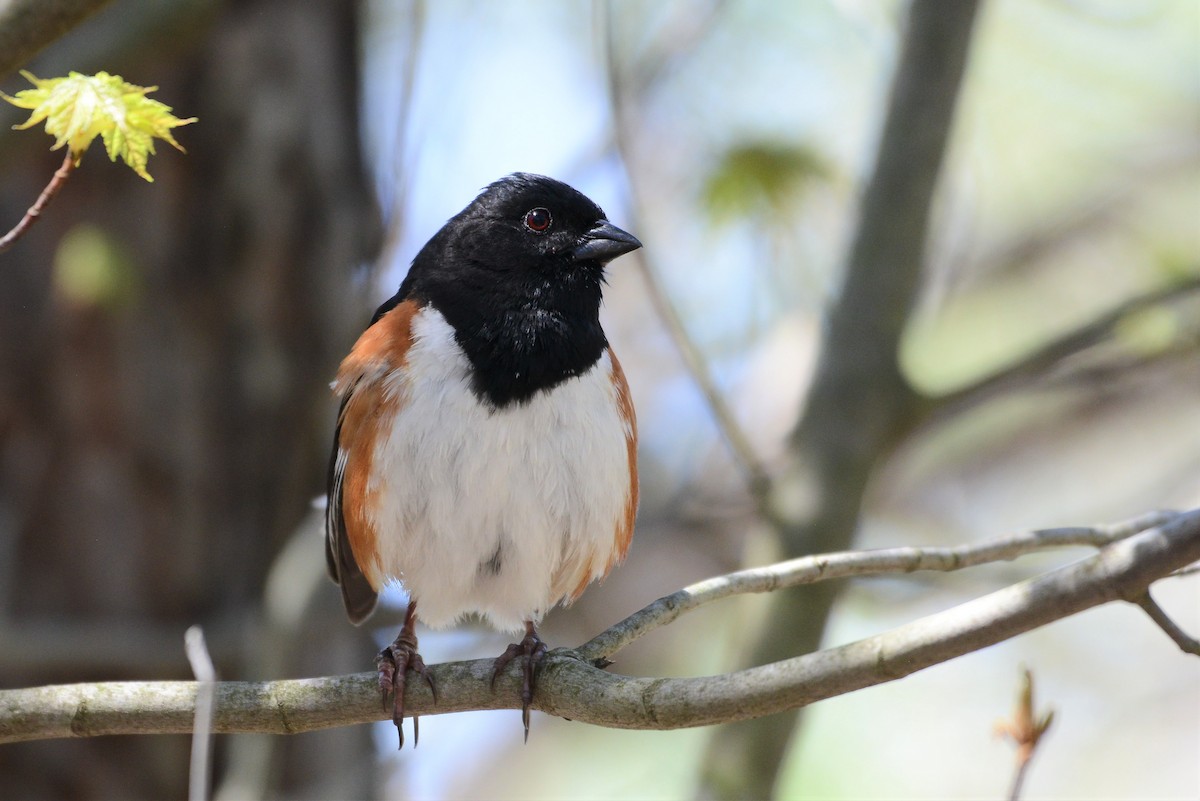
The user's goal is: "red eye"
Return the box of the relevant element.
[524,207,552,233]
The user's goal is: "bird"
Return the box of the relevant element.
[324,173,641,748]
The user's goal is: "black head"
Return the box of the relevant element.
[386,173,642,407]
[447,172,642,272]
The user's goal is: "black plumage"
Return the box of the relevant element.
[375,173,640,408]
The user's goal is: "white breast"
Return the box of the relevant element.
[364,306,632,633]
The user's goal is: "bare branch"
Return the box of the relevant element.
[1131,590,1200,656]
[622,248,775,500]
[606,0,728,100]
[927,276,1200,421]
[578,509,1179,661]
[372,0,425,270]
[600,4,774,505]
[964,137,1200,289]
[2,507,1196,745]
[0,0,114,81]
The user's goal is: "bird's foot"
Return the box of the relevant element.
[377,625,436,749]
[490,621,548,742]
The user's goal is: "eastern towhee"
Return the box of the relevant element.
[325,173,641,747]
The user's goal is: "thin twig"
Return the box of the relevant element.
[964,137,1200,289]
[578,509,1180,661]
[927,276,1200,422]
[184,626,217,801]
[1009,758,1032,801]
[627,248,775,501]
[599,3,773,505]
[373,0,425,270]
[1131,590,1200,656]
[618,0,728,99]
[0,151,76,254]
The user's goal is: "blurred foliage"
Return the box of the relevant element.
[700,141,834,226]
[52,223,140,311]
[1114,302,1185,356]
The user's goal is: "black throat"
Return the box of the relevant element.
[417,266,608,409]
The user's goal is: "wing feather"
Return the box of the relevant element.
[325,298,422,624]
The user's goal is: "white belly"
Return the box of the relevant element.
[364,307,631,633]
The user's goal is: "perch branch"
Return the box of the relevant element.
[1,507,1196,745]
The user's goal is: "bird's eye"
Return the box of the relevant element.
[523,207,552,233]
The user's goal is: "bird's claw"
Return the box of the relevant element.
[377,633,436,749]
[491,626,548,742]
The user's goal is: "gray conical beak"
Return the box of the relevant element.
[571,220,642,263]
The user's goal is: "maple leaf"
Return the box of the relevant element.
[1,70,196,182]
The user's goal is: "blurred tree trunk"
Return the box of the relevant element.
[696,1,981,798]
[0,1,381,798]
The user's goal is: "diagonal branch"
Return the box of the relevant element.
[965,137,1200,289]
[622,247,775,501]
[0,0,114,82]
[2,507,1196,745]
[0,150,75,253]
[926,275,1200,422]
[1131,590,1200,656]
[578,509,1180,661]
[600,3,774,506]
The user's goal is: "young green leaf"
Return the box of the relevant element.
[1,70,196,182]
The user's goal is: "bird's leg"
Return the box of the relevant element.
[377,599,437,749]
[490,619,548,742]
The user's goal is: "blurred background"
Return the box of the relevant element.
[1,0,1197,799]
